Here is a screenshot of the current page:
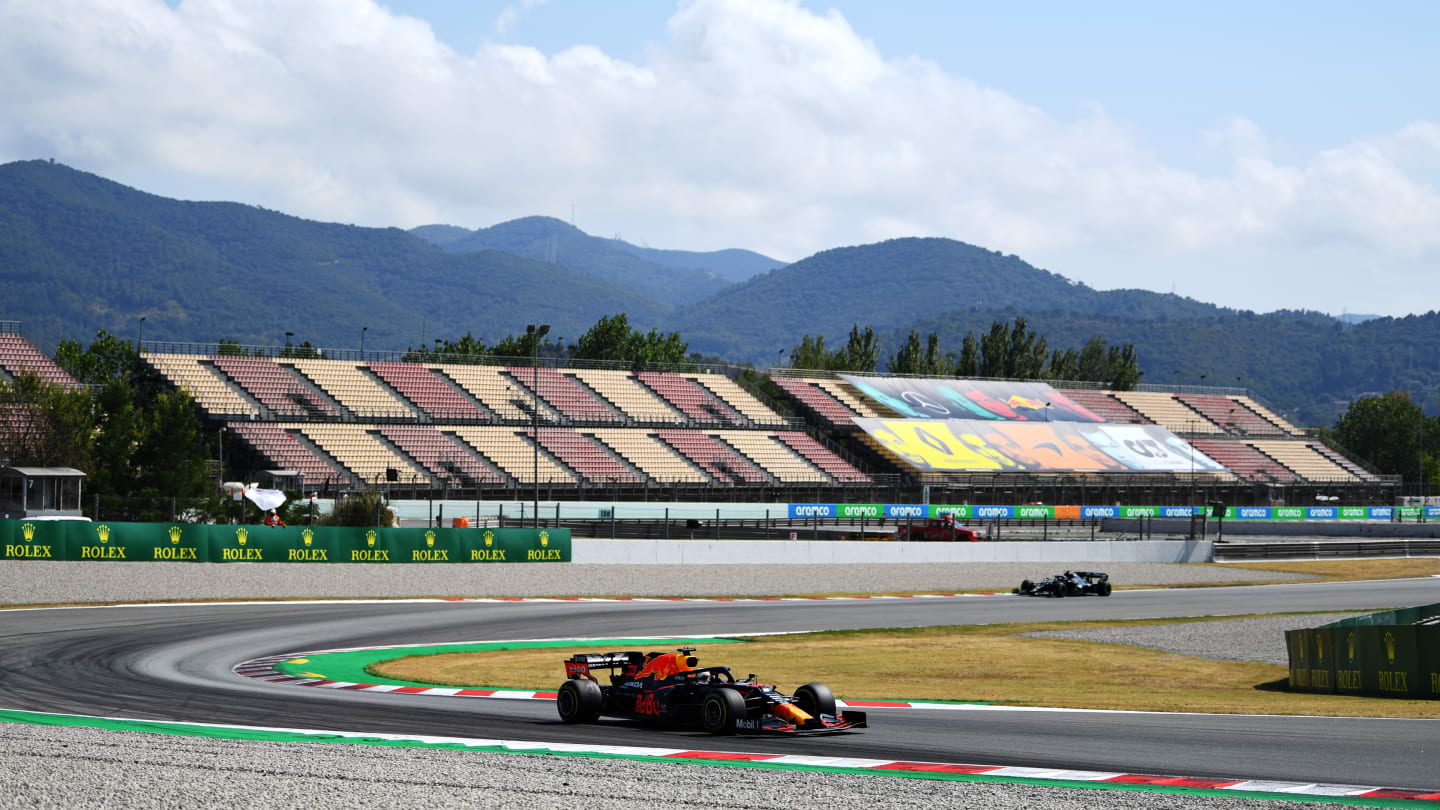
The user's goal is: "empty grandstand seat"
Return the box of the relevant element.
[1189,438,1298,483]
[588,429,711,483]
[1247,440,1359,482]
[529,427,645,484]
[438,364,559,422]
[572,369,685,425]
[1111,391,1222,434]
[772,377,858,427]
[505,367,623,424]
[1233,396,1305,436]
[1307,442,1380,482]
[713,430,827,483]
[0,334,78,387]
[1177,394,1284,436]
[637,372,746,426]
[1058,389,1149,424]
[212,357,339,418]
[228,422,353,487]
[368,362,489,420]
[289,359,416,419]
[300,424,430,485]
[775,431,871,483]
[379,425,505,485]
[690,374,787,427]
[148,355,260,417]
[655,430,772,484]
[451,426,580,485]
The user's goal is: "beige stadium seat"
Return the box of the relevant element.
[1233,396,1305,436]
[814,379,884,418]
[588,429,710,483]
[1111,391,1223,434]
[572,369,685,424]
[451,426,579,484]
[1248,440,1358,482]
[713,430,826,483]
[288,359,415,419]
[439,364,561,422]
[147,355,259,417]
[300,424,430,485]
[690,374,786,426]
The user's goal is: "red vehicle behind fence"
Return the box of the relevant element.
[894,514,980,542]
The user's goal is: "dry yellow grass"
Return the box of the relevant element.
[1221,558,1440,582]
[371,615,1440,719]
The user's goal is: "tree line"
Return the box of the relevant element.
[787,317,1142,389]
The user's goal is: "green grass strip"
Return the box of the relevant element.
[0,709,1425,807]
[273,637,741,687]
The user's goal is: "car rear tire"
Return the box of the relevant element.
[1099,582,1113,596]
[794,682,836,719]
[557,678,602,724]
[701,688,746,735]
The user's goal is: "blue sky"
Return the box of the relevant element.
[12,0,1440,315]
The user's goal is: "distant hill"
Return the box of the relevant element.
[603,239,783,283]
[670,237,1227,362]
[411,216,741,306]
[0,161,668,352]
[1336,312,1382,325]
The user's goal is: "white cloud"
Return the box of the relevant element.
[1,0,1437,315]
[493,0,549,35]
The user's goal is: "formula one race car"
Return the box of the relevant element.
[556,646,866,735]
[1013,570,1112,597]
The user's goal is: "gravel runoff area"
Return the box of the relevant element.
[0,723,1345,810]
[0,560,1310,604]
[1025,613,1369,666]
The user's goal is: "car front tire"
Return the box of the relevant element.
[701,688,746,735]
[794,682,837,720]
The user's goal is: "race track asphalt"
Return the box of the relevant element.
[2,577,1437,789]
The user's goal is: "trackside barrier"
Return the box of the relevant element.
[570,539,1212,565]
[1285,603,1440,699]
[0,521,569,563]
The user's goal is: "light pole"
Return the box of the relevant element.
[360,326,367,360]
[1044,402,1051,422]
[284,331,294,358]
[527,323,550,528]
[136,316,145,370]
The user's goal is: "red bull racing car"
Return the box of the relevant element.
[556,646,866,735]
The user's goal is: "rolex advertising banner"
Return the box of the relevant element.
[1286,609,1440,699]
[855,418,1225,474]
[0,521,569,563]
[839,376,1104,422]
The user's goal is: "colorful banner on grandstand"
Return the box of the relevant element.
[839,376,1103,422]
[854,418,1225,474]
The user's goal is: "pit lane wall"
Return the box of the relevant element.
[1286,603,1440,699]
[0,520,569,563]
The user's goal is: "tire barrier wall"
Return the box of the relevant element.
[0,520,569,563]
[1285,603,1440,699]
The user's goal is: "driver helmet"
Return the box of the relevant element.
[696,671,711,684]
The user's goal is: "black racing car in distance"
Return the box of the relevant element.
[1014,570,1112,597]
[555,646,866,735]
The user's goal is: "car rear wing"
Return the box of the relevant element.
[563,652,639,680]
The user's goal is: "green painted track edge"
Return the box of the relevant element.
[0,709,1423,808]
[278,637,743,687]
[274,637,992,705]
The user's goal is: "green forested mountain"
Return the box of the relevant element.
[603,239,783,283]
[0,161,669,351]
[412,215,736,306]
[669,237,1228,361]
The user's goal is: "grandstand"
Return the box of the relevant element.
[0,317,1400,505]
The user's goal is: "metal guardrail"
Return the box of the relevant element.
[0,320,20,335]
[1214,539,1440,560]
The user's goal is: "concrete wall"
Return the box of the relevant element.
[571,539,1212,565]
